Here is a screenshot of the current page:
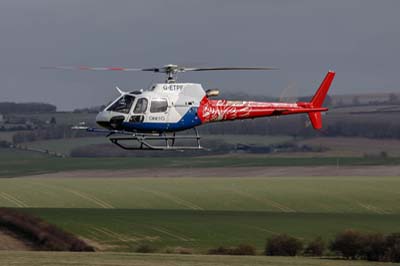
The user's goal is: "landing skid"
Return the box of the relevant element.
[110,128,202,150]
[72,125,203,150]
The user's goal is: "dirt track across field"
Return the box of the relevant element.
[25,165,400,178]
[0,230,32,251]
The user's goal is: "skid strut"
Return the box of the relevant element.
[109,128,202,150]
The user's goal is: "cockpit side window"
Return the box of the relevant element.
[107,95,135,114]
[150,98,168,113]
[133,98,148,114]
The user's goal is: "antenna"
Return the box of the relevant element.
[115,86,126,95]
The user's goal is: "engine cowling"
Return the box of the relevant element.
[206,89,219,97]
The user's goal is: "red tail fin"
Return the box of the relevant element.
[311,71,335,108]
[308,71,335,129]
[308,112,323,129]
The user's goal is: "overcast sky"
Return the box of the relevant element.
[1,0,399,110]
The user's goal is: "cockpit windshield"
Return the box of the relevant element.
[107,95,135,114]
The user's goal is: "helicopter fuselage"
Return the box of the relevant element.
[96,83,204,133]
[96,71,334,134]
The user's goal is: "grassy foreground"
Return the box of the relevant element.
[0,176,399,252]
[23,208,400,252]
[0,251,394,266]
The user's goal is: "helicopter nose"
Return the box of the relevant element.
[96,111,125,130]
[96,111,112,129]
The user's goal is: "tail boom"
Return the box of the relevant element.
[197,71,335,130]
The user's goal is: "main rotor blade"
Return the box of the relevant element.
[41,65,279,74]
[41,66,151,71]
[185,67,279,72]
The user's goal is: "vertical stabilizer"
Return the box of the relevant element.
[310,71,335,108]
[308,71,335,129]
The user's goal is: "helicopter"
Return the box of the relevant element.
[45,64,335,150]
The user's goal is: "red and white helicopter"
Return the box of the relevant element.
[46,64,335,150]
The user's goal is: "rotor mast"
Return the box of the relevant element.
[164,64,179,83]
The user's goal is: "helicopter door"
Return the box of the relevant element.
[130,98,148,123]
[149,98,169,123]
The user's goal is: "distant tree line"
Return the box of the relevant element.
[133,229,400,262]
[263,230,400,262]
[12,125,92,144]
[0,102,56,114]
[10,113,400,147]
[73,105,106,113]
[4,92,400,145]
[324,120,400,139]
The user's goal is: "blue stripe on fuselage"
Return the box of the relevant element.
[122,107,202,133]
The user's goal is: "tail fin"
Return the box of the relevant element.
[308,112,323,130]
[308,71,335,129]
[310,71,335,108]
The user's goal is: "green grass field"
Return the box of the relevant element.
[2,148,400,177]
[1,177,400,213]
[1,176,400,252]
[23,209,400,252]
[0,251,393,266]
